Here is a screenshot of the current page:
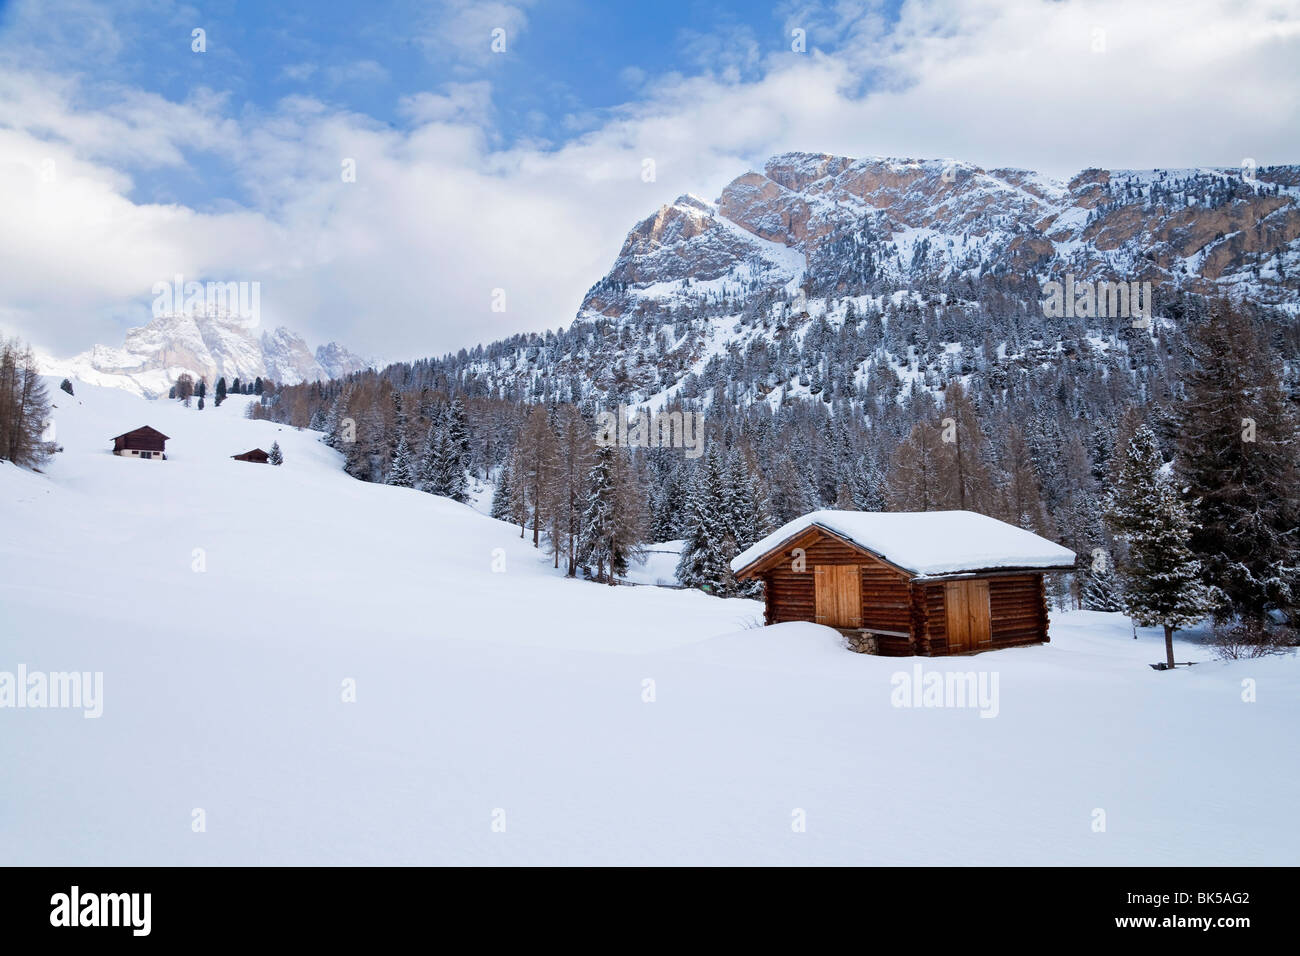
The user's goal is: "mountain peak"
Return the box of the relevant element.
[579,153,1300,321]
[43,313,372,398]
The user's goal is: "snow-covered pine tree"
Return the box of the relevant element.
[490,461,514,521]
[847,456,885,512]
[723,451,774,598]
[446,397,471,473]
[417,422,438,490]
[1176,300,1300,622]
[1105,424,1216,667]
[1104,424,1161,543]
[322,393,346,448]
[650,464,686,542]
[423,426,467,501]
[676,450,738,596]
[387,432,415,487]
[579,444,618,583]
[269,441,283,466]
[1080,555,1124,612]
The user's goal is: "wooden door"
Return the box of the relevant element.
[814,565,862,628]
[944,580,991,652]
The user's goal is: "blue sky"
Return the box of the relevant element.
[5,0,904,212]
[0,0,1296,360]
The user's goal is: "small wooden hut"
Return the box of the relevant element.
[731,510,1076,656]
[231,448,270,463]
[111,426,169,460]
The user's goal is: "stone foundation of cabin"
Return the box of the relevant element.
[841,630,880,654]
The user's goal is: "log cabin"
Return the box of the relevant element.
[111,426,169,460]
[731,510,1077,656]
[231,448,270,463]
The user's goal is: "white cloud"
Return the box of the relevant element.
[280,62,318,82]
[414,0,535,67]
[0,0,1297,363]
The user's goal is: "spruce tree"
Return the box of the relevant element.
[1176,301,1300,621]
[579,444,619,583]
[490,462,514,521]
[1106,425,1215,666]
[650,468,685,542]
[322,395,342,446]
[1080,555,1124,612]
[417,422,438,490]
[269,441,283,466]
[421,425,467,501]
[676,451,738,595]
[849,457,885,511]
[387,432,415,487]
[446,397,470,473]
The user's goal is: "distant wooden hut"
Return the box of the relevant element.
[731,510,1076,656]
[111,426,169,460]
[231,448,270,464]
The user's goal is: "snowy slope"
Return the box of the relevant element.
[1,380,1298,865]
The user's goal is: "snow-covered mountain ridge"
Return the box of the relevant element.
[40,309,371,399]
[409,152,1300,415]
[582,152,1300,320]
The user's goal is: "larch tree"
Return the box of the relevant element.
[935,381,995,512]
[0,339,52,467]
[515,406,559,548]
[548,404,594,575]
[887,419,943,511]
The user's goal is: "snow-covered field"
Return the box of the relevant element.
[2,380,1297,865]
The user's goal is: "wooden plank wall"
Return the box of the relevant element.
[988,574,1049,647]
[921,574,1048,654]
[760,531,912,648]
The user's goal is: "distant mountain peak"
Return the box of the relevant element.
[42,311,372,398]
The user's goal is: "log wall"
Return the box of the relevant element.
[919,574,1048,654]
[758,530,913,645]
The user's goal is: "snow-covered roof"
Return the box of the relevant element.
[731,510,1077,578]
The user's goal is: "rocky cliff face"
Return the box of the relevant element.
[579,152,1300,321]
[46,310,371,399]
[412,152,1299,418]
[314,341,372,380]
